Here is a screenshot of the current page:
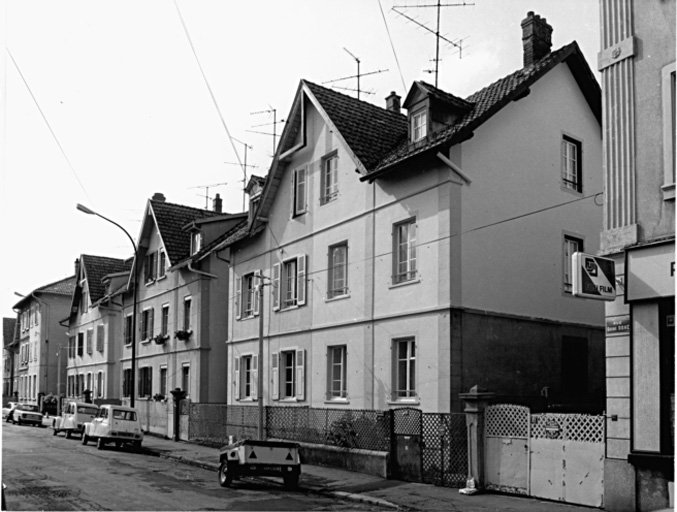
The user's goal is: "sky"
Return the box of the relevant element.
[0,0,600,320]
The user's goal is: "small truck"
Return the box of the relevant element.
[218,439,301,489]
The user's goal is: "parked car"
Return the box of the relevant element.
[52,401,99,438]
[82,404,143,451]
[2,402,19,421]
[12,404,43,426]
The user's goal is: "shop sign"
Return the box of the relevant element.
[572,253,616,301]
[626,242,675,301]
[606,315,630,336]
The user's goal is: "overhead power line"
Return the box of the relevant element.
[378,0,407,92]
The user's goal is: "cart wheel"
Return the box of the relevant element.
[284,474,299,489]
[218,462,232,487]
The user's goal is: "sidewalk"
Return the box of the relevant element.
[141,435,599,511]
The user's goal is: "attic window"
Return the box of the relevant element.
[191,231,202,255]
[412,109,427,142]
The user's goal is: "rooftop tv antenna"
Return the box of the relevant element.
[189,182,228,210]
[224,138,257,211]
[322,48,388,100]
[392,1,473,87]
[249,107,284,156]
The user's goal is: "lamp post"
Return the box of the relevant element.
[76,203,138,408]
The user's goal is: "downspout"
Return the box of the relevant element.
[370,182,376,409]
[187,262,218,279]
[30,292,50,399]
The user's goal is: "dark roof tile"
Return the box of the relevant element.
[81,255,131,303]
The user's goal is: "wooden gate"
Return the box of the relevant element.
[484,405,604,508]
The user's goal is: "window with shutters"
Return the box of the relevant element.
[122,369,132,397]
[158,249,167,279]
[183,297,192,331]
[160,366,167,397]
[138,366,152,397]
[327,242,348,299]
[124,314,133,345]
[272,255,307,311]
[181,364,190,397]
[327,345,347,400]
[145,251,157,283]
[97,371,104,398]
[292,167,307,217]
[96,324,104,352]
[392,337,417,401]
[161,304,169,336]
[77,332,84,357]
[86,329,93,355]
[236,272,260,320]
[320,151,339,204]
[272,349,305,401]
[235,355,258,401]
[141,308,154,341]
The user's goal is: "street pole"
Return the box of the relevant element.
[76,203,138,408]
[257,277,264,441]
[56,345,62,416]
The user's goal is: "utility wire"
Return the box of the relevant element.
[173,0,244,173]
[6,48,93,203]
[378,0,407,92]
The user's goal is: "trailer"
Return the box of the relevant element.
[218,439,301,489]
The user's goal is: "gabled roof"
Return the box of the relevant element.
[403,80,475,112]
[363,41,601,180]
[148,199,221,266]
[3,318,17,348]
[13,275,77,310]
[79,255,131,304]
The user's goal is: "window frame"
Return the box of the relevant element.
[411,109,427,142]
[273,255,307,311]
[141,307,154,342]
[161,304,169,337]
[271,349,305,401]
[124,314,133,346]
[181,364,190,397]
[327,345,347,401]
[392,337,417,401]
[563,234,584,295]
[138,366,152,398]
[159,366,167,397]
[561,135,583,193]
[320,151,339,204]
[393,218,418,285]
[327,242,348,299]
[292,167,307,217]
[77,332,84,358]
[144,251,157,283]
[96,324,104,352]
[191,231,202,255]
[86,329,93,355]
[183,297,192,331]
[662,62,676,200]
[158,249,167,279]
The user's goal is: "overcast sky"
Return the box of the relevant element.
[1,0,600,319]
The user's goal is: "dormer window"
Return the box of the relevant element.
[191,231,202,255]
[412,110,427,142]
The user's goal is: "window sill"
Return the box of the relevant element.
[662,183,675,201]
[157,275,167,281]
[387,398,420,406]
[325,293,350,303]
[389,277,420,289]
[238,398,259,403]
[279,398,301,403]
[140,339,151,345]
[239,314,258,321]
[560,184,583,196]
[320,195,338,205]
[324,398,349,405]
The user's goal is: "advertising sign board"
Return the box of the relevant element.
[572,252,616,301]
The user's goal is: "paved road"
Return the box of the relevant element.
[2,421,389,511]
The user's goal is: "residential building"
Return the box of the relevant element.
[120,193,245,405]
[598,1,675,510]
[3,317,18,400]
[217,12,605,413]
[65,255,131,400]
[12,275,76,404]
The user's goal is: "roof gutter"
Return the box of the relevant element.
[169,259,218,279]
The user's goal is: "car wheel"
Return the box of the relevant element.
[66,430,72,439]
[218,462,232,487]
[97,438,105,450]
[82,434,88,446]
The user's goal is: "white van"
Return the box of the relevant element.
[82,404,143,451]
[52,401,99,438]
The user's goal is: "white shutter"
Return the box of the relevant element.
[272,352,279,400]
[297,255,307,306]
[235,274,241,320]
[272,263,280,312]
[253,270,261,316]
[140,312,146,340]
[295,349,305,400]
[234,357,240,401]
[251,355,258,400]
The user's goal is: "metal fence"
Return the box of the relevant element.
[422,412,467,487]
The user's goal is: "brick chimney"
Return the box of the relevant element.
[213,193,222,213]
[386,91,401,113]
[521,11,552,67]
[152,192,166,202]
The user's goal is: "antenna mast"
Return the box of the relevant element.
[249,107,284,156]
[226,138,256,212]
[189,182,228,210]
[392,1,473,87]
[323,48,388,100]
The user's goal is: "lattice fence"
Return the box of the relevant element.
[422,412,467,488]
[188,403,230,444]
[485,404,530,438]
[530,413,604,443]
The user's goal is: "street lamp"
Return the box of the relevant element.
[76,203,138,408]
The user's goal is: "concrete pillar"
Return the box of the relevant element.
[459,385,494,495]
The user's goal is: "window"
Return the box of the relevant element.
[236,272,260,320]
[144,251,157,283]
[122,369,132,397]
[158,249,167,278]
[393,218,417,284]
[181,365,190,397]
[86,373,92,393]
[96,324,104,352]
[328,242,348,298]
[273,255,307,311]
[97,372,103,398]
[191,231,202,255]
[327,345,347,400]
[183,297,192,331]
[80,288,88,314]
[321,152,339,204]
[235,355,258,400]
[141,308,154,341]
[662,62,676,200]
[124,314,133,345]
[161,304,169,336]
[412,110,427,142]
[138,367,152,398]
[160,367,167,397]
[68,336,75,359]
[563,235,583,293]
[393,337,416,400]
[292,167,307,216]
[77,332,84,357]
[86,329,93,355]
[272,349,305,401]
[561,135,582,192]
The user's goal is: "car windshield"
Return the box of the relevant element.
[77,406,98,415]
[112,410,137,421]
[20,405,39,412]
